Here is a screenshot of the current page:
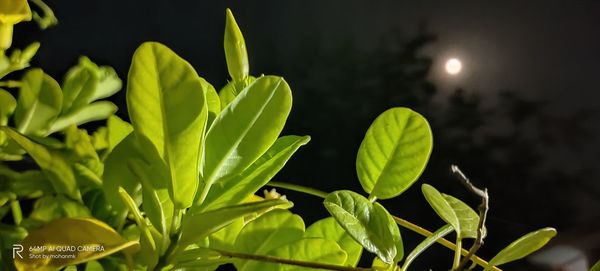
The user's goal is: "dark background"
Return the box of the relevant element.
[15,0,600,269]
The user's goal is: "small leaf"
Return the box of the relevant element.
[14,68,62,136]
[1,127,80,200]
[48,101,117,134]
[218,76,256,108]
[127,41,208,209]
[26,195,91,225]
[61,60,99,114]
[421,184,480,239]
[591,259,600,271]
[14,218,139,271]
[201,76,292,203]
[0,88,16,125]
[402,224,454,270]
[224,8,249,81]
[356,107,432,199]
[179,199,292,249]
[251,238,348,271]
[203,78,221,128]
[305,217,363,267]
[489,227,557,266]
[234,210,305,270]
[324,190,402,264]
[200,135,310,211]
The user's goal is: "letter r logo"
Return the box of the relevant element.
[12,244,23,259]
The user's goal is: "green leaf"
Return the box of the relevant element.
[324,190,402,264]
[208,218,244,251]
[14,68,62,136]
[203,79,221,128]
[224,8,249,81]
[251,238,347,271]
[218,76,256,108]
[356,107,432,199]
[201,76,292,203]
[102,133,142,213]
[14,218,139,271]
[402,224,454,270]
[1,127,80,200]
[421,184,480,239]
[305,217,363,267]
[234,210,305,270]
[489,227,557,266]
[0,88,16,125]
[127,41,208,209]
[201,135,310,211]
[178,199,293,249]
[61,59,99,114]
[591,259,600,271]
[106,115,133,151]
[25,195,91,226]
[48,101,118,134]
[172,247,229,269]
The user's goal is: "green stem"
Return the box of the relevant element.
[268,181,328,198]
[212,248,373,271]
[453,238,462,269]
[10,200,22,225]
[269,181,502,271]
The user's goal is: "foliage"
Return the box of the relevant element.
[0,3,557,271]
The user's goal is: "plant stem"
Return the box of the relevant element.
[10,200,22,225]
[212,248,373,271]
[268,181,328,198]
[392,216,501,271]
[453,238,462,269]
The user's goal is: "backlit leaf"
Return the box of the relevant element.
[489,227,557,266]
[250,238,347,271]
[402,224,454,270]
[421,184,480,239]
[356,107,432,199]
[224,8,249,81]
[305,217,363,267]
[14,68,62,136]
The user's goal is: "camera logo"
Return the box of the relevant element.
[12,244,23,259]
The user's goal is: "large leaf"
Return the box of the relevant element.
[356,107,432,199]
[201,76,292,203]
[102,133,142,213]
[14,68,62,136]
[234,210,305,270]
[1,127,79,200]
[402,224,454,270]
[251,238,347,271]
[324,190,402,264]
[201,135,309,211]
[127,41,208,209]
[224,8,249,81]
[208,218,244,251]
[305,217,363,267]
[488,227,557,266]
[178,199,293,249]
[421,184,480,239]
[14,218,139,271]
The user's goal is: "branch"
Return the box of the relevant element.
[451,165,489,271]
[212,249,374,271]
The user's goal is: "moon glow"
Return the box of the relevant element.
[445,58,462,75]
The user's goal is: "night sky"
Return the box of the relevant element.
[13,0,600,269]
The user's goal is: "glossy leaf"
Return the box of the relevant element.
[127,41,208,209]
[421,184,480,239]
[14,218,139,271]
[356,107,432,199]
[324,190,402,264]
[201,135,310,211]
[202,76,292,202]
[224,8,249,81]
[14,68,62,136]
[1,127,79,200]
[305,217,363,267]
[179,199,293,249]
[250,238,347,271]
[402,224,454,270]
[489,227,557,266]
[234,210,305,270]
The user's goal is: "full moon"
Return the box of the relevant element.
[445,58,462,75]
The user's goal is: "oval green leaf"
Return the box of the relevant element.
[402,224,454,270]
[224,8,249,81]
[201,76,292,201]
[305,217,363,267]
[14,217,139,271]
[489,227,557,266]
[127,41,208,209]
[250,238,348,271]
[422,183,480,239]
[356,107,432,199]
[324,190,402,264]
[0,88,16,125]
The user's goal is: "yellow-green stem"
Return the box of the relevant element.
[453,238,462,269]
